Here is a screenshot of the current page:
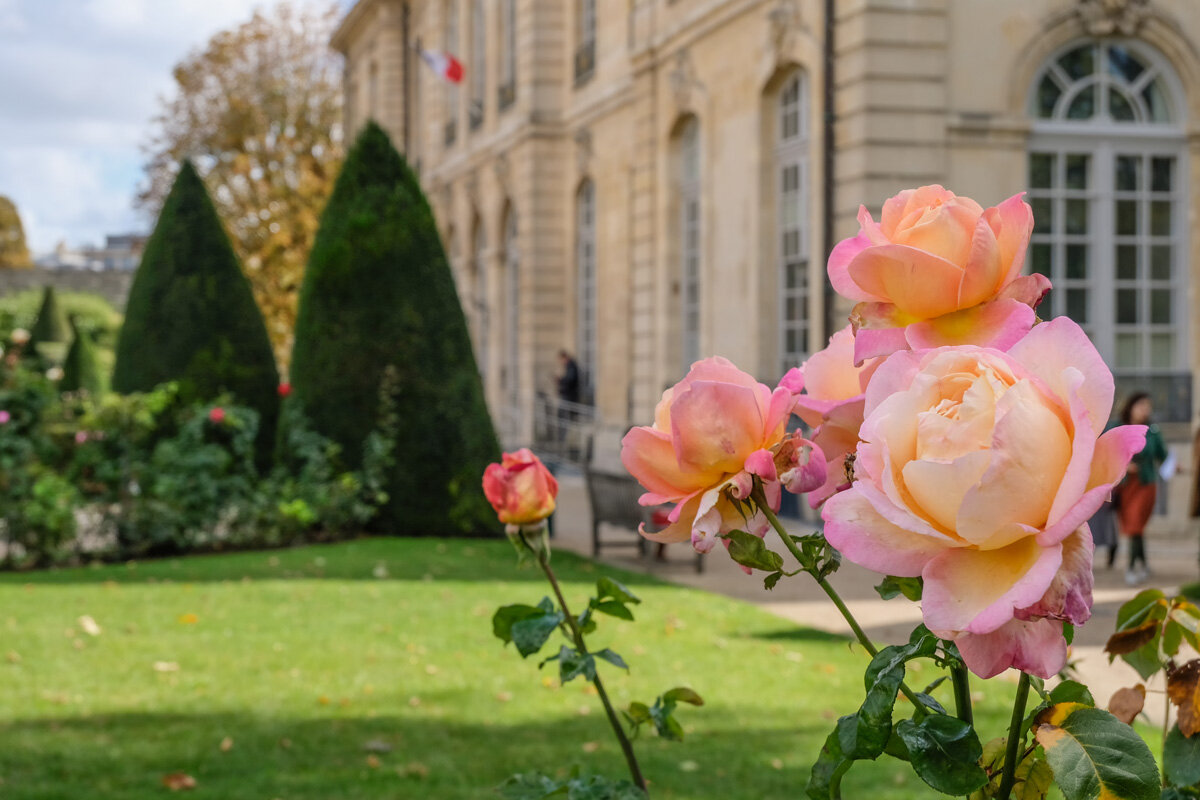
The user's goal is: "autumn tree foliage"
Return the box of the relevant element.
[138,1,344,369]
[0,195,32,268]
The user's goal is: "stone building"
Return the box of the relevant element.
[332,0,1200,457]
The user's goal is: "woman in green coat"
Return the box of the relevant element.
[1115,392,1168,584]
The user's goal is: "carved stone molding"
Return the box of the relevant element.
[767,0,803,55]
[1076,0,1151,37]
[464,170,479,206]
[493,153,511,194]
[574,128,593,175]
[669,50,703,112]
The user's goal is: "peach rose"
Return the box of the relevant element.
[828,185,1048,365]
[822,319,1145,678]
[483,448,559,528]
[788,326,882,506]
[621,357,825,561]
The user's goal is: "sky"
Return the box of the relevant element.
[0,0,349,255]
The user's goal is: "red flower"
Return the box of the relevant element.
[278,382,292,397]
[208,407,226,424]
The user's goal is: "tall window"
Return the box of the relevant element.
[502,209,520,408]
[776,72,810,374]
[576,181,597,398]
[574,0,595,83]
[469,0,485,129]
[498,0,516,110]
[677,118,702,371]
[1028,40,1188,419]
[471,218,489,378]
[443,0,459,146]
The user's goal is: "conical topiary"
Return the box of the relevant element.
[28,285,69,349]
[60,316,104,395]
[289,121,500,536]
[112,160,279,461]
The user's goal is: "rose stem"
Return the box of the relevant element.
[757,498,927,718]
[951,663,974,726]
[996,671,1032,800]
[1162,678,1170,787]
[523,533,648,792]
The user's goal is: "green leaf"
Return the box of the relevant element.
[1117,589,1168,630]
[493,603,545,644]
[1034,705,1160,800]
[648,702,684,741]
[563,775,646,800]
[874,576,923,602]
[663,687,704,706]
[495,771,561,799]
[895,715,987,795]
[763,570,784,591]
[577,606,597,635]
[854,629,938,758]
[593,648,629,672]
[723,529,784,572]
[595,577,640,606]
[1049,680,1096,707]
[494,772,647,800]
[556,647,597,683]
[592,600,635,621]
[509,599,566,658]
[626,702,651,724]
[1164,724,1200,787]
[806,715,856,800]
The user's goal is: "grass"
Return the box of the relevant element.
[0,537,1030,798]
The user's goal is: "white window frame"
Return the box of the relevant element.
[576,181,597,396]
[776,72,810,376]
[678,119,701,372]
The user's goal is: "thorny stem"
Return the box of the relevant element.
[996,672,1032,800]
[521,533,648,793]
[755,496,927,719]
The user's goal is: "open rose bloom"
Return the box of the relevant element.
[822,319,1145,678]
[829,185,1049,365]
[621,357,825,561]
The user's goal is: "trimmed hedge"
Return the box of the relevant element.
[112,160,279,461]
[60,316,104,395]
[289,121,500,536]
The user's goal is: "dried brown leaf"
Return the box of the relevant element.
[162,772,197,791]
[1107,684,1146,724]
[1166,659,1200,737]
[1105,622,1157,656]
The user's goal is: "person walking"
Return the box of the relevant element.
[1115,392,1168,585]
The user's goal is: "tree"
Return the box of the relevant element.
[0,195,32,268]
[114,161,279,461]
[289,122,501,536]
[61,316,104,395]
[138,1,344,369]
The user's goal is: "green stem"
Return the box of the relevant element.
[1162,682,1171,787]
[524,534,648,793]
[996,672,1032,800]
[951,663,974,727]
[756,497,927,719]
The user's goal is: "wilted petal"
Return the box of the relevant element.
[954,618,1067,679]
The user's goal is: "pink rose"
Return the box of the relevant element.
[828,185,1048,365]
[208,407,226,424]
[788,326,882,506]
[0,410,9,424]
[482,448,558,528]
[621,357,826,562]
[822,319,1145,678]
[278,382,292,397]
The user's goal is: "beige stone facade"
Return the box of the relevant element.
[333,0,1200,462]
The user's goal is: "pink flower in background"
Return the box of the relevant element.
[621,357,825,563]
[789,326,882,506]
[278,382,292,397]
[74,431,88,444]
[482,448,558,528]
[208,407,226,424]
[828,185,1047,364]
[822,318,1145,678]
[0,410,9,424]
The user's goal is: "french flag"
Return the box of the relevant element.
[420,48,464,84]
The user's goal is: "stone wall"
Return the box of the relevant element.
[0,267,133,310]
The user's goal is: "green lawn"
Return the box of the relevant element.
[0,538,1023,799]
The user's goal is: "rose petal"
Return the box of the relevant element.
[1007,317,1114,432]
[1017,526,1093,626]
[954,618,1067,679]
[903,299,1035,352]
[822,487,955,577]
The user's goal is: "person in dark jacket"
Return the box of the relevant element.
[1115,392,1168,585]
[557,350,580,405]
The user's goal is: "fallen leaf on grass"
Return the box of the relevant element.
[582,742,600,753]
[363,739,392,753]
[318,696,331,706]
[6,651,19,663]
[78,616,101,637]
[153,662,180,673]
[162,772,196,791]
[372,563,389,579]
[177,613,198,625]
[397,762,429,779]
[279,738,292,749]
[219,737,233,752]
[365,754,381,769]
[1107,684,1146,724]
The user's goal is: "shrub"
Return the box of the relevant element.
[60,316,105,395]
[26,285,69,365]
[0,288,123,351]
[289,121,500,536]
[112,160,279,462]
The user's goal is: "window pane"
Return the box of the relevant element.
[1065,154,1089,189]
[1065,244,1087,279]
[1150,201,1171,235]
[1150,245,1171,280]
[1115,289,1139,324]
[1115,200,1138,235]
[1151,157,1173,192]
[1066,85,1096,119]
[1109,88,1136,121]
[1031,198,1053,234]
[1143,77,1171,122]
[1150,289,1172,323]
[1065,198,1088,234]
[1115,155,1139,191]
[1107,45,1146,83]
[1029,153,1055,188]
[1037,76,1062,118]
[1031,243,1052,276]
[1065,288,1088,323]
[1116,244,1138,280]
[1150,333,1175,369]
[1115,333,1140,368]
[1059,45,1095,80]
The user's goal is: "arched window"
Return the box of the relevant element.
[469,0,485,129]
[775,72,810,374]
[471,217,489,378]
[502,208,520,408]
[443,0,459,145]
[498,0,516,110]
[576,180,597,398]
[1027,40,1188,418]
[676,117,702,372]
